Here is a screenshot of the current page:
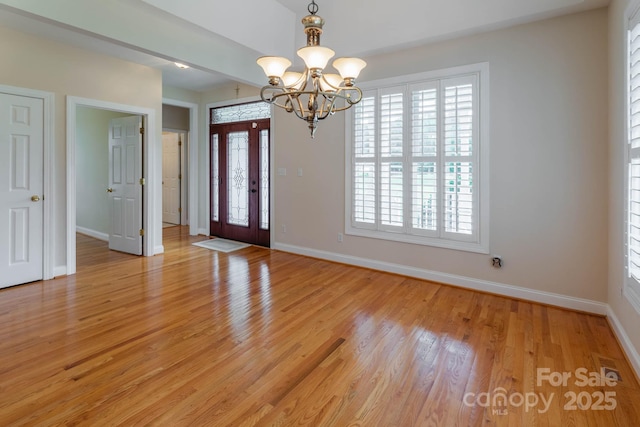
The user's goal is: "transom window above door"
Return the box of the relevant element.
[211,102,271,125]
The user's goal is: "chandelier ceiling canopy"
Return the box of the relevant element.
[257,0,367,138]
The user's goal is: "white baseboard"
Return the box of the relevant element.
[154,245,165,255]
[53,266,67,277]
[273,242,609,315]
[197,228,209,236]
[606,306,640,381]
[76,226,108,242]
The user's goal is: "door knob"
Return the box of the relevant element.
[31,195,40,202]
[106,188,114,193]
[251,189,257,193]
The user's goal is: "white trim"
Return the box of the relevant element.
[606,306,640,381]
[53,266,67,278]
[273,242,609,315]
[0,84,55,281]
[162,98,199,236]
[67,96,158,275]
[269,105,276,248]
[197,228,209,236]
[624,7,640,315]
[76,226,108,242]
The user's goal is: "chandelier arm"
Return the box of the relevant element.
[263,88,361,108]
[289,93,307,120]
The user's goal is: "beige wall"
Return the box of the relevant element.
[608,0,640,367]
[0,24,163,270]
[273,9,609,302]
[162,104,189,131]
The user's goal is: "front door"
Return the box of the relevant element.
[0,92,44,288]
[210,119,270,247]
[108,116,143,255]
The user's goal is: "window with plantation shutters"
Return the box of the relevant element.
[346,64,489,253]
[625,6,640,313]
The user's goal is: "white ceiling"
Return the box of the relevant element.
[0,0,610,93]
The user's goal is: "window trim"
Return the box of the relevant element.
[345,63,490,254]
[624,0,640,314]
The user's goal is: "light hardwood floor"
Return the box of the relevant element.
[0,226,638,426]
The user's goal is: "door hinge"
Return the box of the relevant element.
[178,174,182,180]
[178,139,182,146]
[139,178,145,185]
[178,207,182,213]
[139,229,145,236]
[140,127,144,135]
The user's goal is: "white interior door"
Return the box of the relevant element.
[0,93,44,288]
[108,116,142,255]
[162,132,181,225]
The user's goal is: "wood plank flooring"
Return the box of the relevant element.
[0,226,638,426]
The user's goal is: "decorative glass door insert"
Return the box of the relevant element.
[210,106,270,247]
[227,131,249,227]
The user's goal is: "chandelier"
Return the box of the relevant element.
[257,0,367,138]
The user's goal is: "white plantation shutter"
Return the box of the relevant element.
[380,88,404,229]
[442,77,477,239]
[353,95,376,225]
[626,12,640,311]
[347,64,488,252]
[411,84,438,232]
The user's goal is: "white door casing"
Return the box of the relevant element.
[0,93,44,288]
[108,116,142,255]
[162,132,181,225]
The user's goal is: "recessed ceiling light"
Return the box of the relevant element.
[174,62,190,69]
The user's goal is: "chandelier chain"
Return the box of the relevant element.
[308,0,319,15]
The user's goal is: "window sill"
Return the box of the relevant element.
[345,225,489,254]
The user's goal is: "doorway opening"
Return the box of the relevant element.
[66,96,158,276]
[162,130,187,227]
[209,102,271,247]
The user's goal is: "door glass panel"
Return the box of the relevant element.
[211,134,220,222]
[227,131,249,227]
[211,102,271,124]
[260,129,269,230]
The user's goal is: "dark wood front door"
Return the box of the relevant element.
[210,119,270,247]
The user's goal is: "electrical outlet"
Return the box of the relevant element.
[282,224,286,233]
[491,256,502,268]
[337,232,343,243]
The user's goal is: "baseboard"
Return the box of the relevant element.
[197,228,209,236]
[53,265,67,278]
[154,245,165,255]
[76,226,108,242]
[606,306,640,382]
[272,242,609,315]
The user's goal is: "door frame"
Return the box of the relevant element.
[66,96,158,275]
[206,97,275,247]
[0,84,54,281]
[211,119,270,246]
[163,98,199,235]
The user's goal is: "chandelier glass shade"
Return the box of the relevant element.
[257,0,366,138]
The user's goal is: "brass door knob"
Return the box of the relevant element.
[106,188,114,193]
[31,195,40,202]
